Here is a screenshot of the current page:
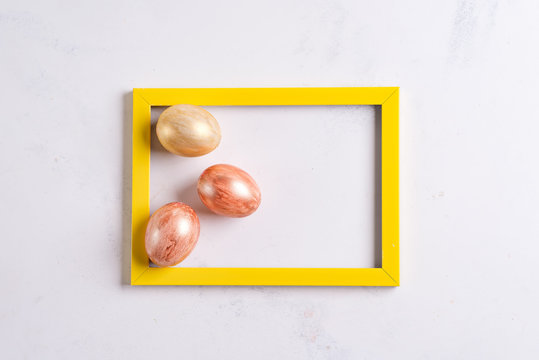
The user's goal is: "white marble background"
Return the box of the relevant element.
[1,0,538,358]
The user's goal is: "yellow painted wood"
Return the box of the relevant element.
[131,91,151,284]
[136,87,398,106]
[135,267,396,286]
[381,89,399,285]
[131,87,399,286]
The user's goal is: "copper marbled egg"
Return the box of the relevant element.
[156,104,221,157]
[197,164,261,217]
[145,202,200,267]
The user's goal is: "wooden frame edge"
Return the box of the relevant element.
[130,87,399,286]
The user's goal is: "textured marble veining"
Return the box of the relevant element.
[156,104,221,157]
[197,164,261,217]
[144,202,200,267]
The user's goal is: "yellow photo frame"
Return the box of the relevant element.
[131,87,399,286]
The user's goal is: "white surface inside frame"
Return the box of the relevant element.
[149,105,382,268]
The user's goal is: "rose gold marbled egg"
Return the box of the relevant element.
[197,164,261,217]
[144,202,200,267]
[156,104,221,157]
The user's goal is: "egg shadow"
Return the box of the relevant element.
[177,181,246,247]
[176,181,211,215]
[150,122,169,153]
[176,181,236,224]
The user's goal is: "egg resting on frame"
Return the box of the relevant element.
[156,104,221,157]
[197,164,261,217]
[145,202,200,267]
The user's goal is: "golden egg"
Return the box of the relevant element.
[156,104,221,157]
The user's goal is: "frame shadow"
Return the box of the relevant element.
[121,93,133,285]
